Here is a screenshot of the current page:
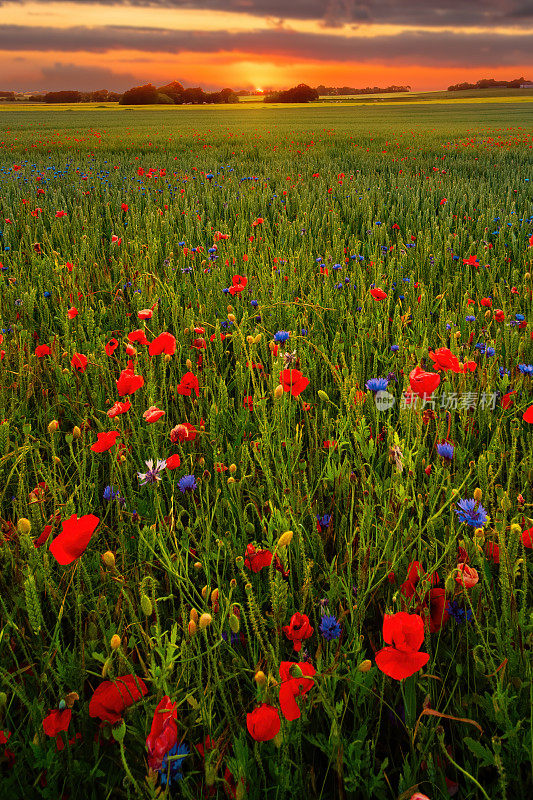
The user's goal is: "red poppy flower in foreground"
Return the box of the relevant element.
[170,422,197,443]
[370,287,387,301]
[456,563,479,588]
[279,369,309,397]
[149,332,176,356]
[146,696,178,771]
[283,612,314,653]
[244,544,289,577]
[116,367,144,396]
[409,366,440,399]
[35,344,51,357]
[89,675,148,724]
[91,431,120,453]
[165,453,181,470]
[177,371,199,398]
[143,406,165,423]
[523,405,533,423]
[278,661,316,721]
[375,612,429,681]
[43,709,72,739]
[522,527,533,549]
[228,274,248,295]
[49,514,100,565]
[71,353,88,373]
[128,329,149,346]
[246,704,280,741]
[105,339,119,356]
[107,400,131,418]
[428,348,462,373]
[138,308,153,320]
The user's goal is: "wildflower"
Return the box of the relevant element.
[316,514,332,532]
[278,661,316,721]
[428,347,462,373]
[103,485,120,501]
[170,423,197,443]
[409,366,440,399]
[456,563,479,588]
[375,612,429,680]
[137,459,167,486]
[107,400,131,418]
[390,344,399,352]
[71,353,88,373]
[244,544,289,577]
[523,405,533,423]
[105,339,119,356]
[246,704,280,742]
[279,369,309,397]
[228,274,247,295]
[67,307,78,320]
[518,364,533,376]
[165,454,181,470]
[49,513,100,565]
[455,498,488,528]
[91,431,120,453]
[138,308,153,320]
[178,474,197,493]
[370,287,387,300]
[89,675,147,724]
[143,406,165,423]
[149,332,176,356]
[436,442,454,461]
[521,526,533,548]
[146,696,178,772]
[116,367,144,396]
[274,330,290,344]
[283,612,314,653]
[128,329,149,346]
[319,615,341,641]
[446,600,473,625]
[35,344,51,357]
[366,377,389,392]
[177,372,199,398]
[160,743,189,786]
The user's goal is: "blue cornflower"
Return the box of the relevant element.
[485,347,496,357]
[446,600,473,625]
[436,442,454,461]
[250,299,258,307]
[103,485,120,501]
[301,328,308,336]
[178,474,197,493]
[332,263,342,270]
[160,743,189,786]
[516,314,525,322]
[317,514,332,531]
[518,364,533,376]
[456,498,488,528]
[137,460,167,486]
[390,344,399,352]
[44,291,51,298]
[466,315,476,322]
[319,615,342,641]
[366,377,389,392]
[274,330,290,343]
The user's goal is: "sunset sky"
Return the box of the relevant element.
[1,0,533,92]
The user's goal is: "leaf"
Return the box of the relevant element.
[412,707,483,745]
[464,736,495,768]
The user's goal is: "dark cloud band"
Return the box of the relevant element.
[1,24,533,67]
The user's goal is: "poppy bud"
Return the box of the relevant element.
[202,585,208,599]
[164,353,172,363]
[484,310,491,320]
[357,660,372,673]
[254,670,266,686]
[229,614,240,633]
[184,328,189,335]
[500,493,511,512]
[53,456,61,465]
[17,518,31,534]
[48,420,59,433]
[227,305,234,313]
[140,594,152,616]
[274,384,284,399]
[228,314,236,323]
[110,634,121,650]
[454,331,461,339]
[236,556,244,568]
[198,457,205,467]
[473,487,482,502]
[194,561,202,571]
[230,578,237,588]
[188,620,197,636]
[254,334,262,343]
[247,335,254,344]
[72,425,81,439]
[199,613,212,630]
[227,476,236,485]
[211,588,219,604]
[186,358,193,370]
[229,463,237,474]
[113,721,126,742]
[318,390,329,402]
[277,530,293,547]
[102,551,115,568]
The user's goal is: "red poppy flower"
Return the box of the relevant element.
[409,366,440,399]
[106,401,130,419]
[229,274,248,295]
[485,542,500,563]
[105,339,119,356]
[282,612,314,653]
[494,309,505,321]
[500,391,516,409]
[138,308,153,320]
[89,675,148,724]
[278,661,316,721]
[67,307,78,320]
[121,203,129,212]
[462,360,477,373]
[428,588,449,633]
[246,704,280,741]
[243,396,253,411]
[428,348,462,373]
[456,563,478,588]
[177,372,199,398]
[146,696,178,771]
[55,210,67,218]
[43,709,72,739]
[522,527,533,548]
[91,431,120,453]
[128,329,149,346]
[375,612,429,681]
[71,353,88,373]
[116,367,144,396]
[35,344,51,357]
[244,544,289,577]
[166,454,181,470]
[143,406,165,423]
[149,332,176,356]
[279,369,309,397]
[523,405,533,423]
[49,513,100,565]
[170,422,197,443]
[400,561,438,599]
[370,287,387,301]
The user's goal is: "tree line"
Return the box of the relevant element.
[447,77,531,91]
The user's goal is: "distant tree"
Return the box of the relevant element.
[157,81,185,103]
[119,84,161,104]
[28,94,45,102]
[264,84,319,103]
[448,77,529,91]
[0,91,15,101]
[182,87,206,104]
[44,90,81,103]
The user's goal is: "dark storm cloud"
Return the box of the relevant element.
[3,1,533,29]
[1,24,533,67]
[38,62,139,90]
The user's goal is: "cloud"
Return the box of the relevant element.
[2,1,532,29]
[38,62,139,90]
[1,24,533,68]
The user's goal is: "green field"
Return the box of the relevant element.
[0,100,532,800]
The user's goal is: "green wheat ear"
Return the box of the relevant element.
[23,571,43,636]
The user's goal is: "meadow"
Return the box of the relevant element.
[0,101,532,800]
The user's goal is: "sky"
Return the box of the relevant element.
[1,0,533,92]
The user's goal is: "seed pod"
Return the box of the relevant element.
[228,314,236,323]
[48,420,60,433]
[140,594,153,616]
[357,659,372,672]
[318,390,330,402]
[186,358,193,370]
[229,614,240,633]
